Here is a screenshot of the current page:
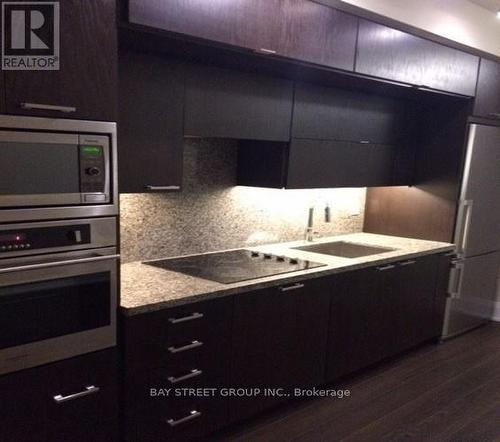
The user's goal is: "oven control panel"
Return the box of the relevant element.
[0,224,91,253]
[79,145,106,193]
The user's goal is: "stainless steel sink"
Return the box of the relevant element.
[292,241,395,258]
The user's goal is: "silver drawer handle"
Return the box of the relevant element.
[167,410,201,427]
[377,264,395,271]
[168,369,203,384]
[53,385,100,403]
[255,48,277,55]
[399,260,416,266]
[280,283,305,292]
[488,113,500,118]
[21,102,76,113]
[168,340,203,354]
[145,185,180,191]
[168,312,204,324]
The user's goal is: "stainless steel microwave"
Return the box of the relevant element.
[0,115,118,222]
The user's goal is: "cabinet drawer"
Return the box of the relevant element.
[123,297,233,372]
[44,349,118,425]
[125,363,225,415]
[125,398,226,442]
[0,349,118,442]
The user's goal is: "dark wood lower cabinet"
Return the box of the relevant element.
[120,253,451,439]
[229,279,330,421]
[327,255,442,381]
[121,297,233,442]
[0,349,118,442]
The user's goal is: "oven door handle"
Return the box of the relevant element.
[0,254,120,274]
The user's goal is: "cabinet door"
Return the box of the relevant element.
[4,0,117,121]
[118,52,184,193]
[389,255,439,353]
[356,19,479,96]
[230,279,330,421]
[128,0,280,52]
[292,82,407,144]
[327,266,386,381]
[184,64,293,141]
[474,58,500,119]
[279,1,357,70]
[286,139,397,188]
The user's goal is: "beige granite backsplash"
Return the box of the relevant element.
[120,139,366,263]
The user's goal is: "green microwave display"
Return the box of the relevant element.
[81,145,102,156]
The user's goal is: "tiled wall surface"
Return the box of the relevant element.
[120,139,366,263]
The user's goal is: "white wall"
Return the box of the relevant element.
[339,0,500,57]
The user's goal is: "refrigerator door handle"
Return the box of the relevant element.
[456,200,473,257]
[447,262,465,299]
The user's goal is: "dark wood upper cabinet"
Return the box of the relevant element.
[355,19,479,96]
[473,58,500,119]
[286,139,399,188]
[128,0,275,51]
[278,1,357,70]
[184,64,293,141]
[292,82,408,144]
[118,52,184,193]
[237,82,417,189]
[128,0,357,71]
[4,0,117,121]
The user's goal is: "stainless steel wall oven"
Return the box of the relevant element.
[0,217,118,375]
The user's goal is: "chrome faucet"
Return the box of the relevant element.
[305,203,331,242]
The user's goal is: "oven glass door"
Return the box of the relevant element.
[0,253,117,375]
[0,272,110,350]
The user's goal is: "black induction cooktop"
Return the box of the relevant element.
[144,249,326,284]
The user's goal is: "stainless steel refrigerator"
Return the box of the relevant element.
[442,123,500,339]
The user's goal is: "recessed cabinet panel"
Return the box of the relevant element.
[356,20,479,96]
[292,83,408,144]
[184,64,293,141]
[118,52,184,193]
[286,139,396,188]
[474,58,500,119]
[5,0,117,121]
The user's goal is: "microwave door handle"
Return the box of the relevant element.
[0,254,120,274]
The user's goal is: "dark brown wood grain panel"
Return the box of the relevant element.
[474,58,500,119]
[184,63,294,141]
[230,279,330,421]
[356,19,479,96]
[118,51,184,193]
[4,0,117,121]
[364,99,471,242]
[128,0,280,52]
[279,1,357,70]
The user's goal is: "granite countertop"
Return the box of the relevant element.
[120,232,455,315]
